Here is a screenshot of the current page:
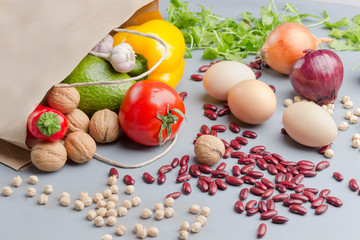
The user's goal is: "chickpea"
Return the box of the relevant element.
[116,225,126,236]
[189,204,200,214]
[2,186,13,196]
[110,185,118,194]
[134,223,144,233]
[96,200,106,209]
[141,208,153,219]
[38,193,48,205]
[201,206,211,217]
[190,222,202,233]
[353,133,360,140]
[78,192,89,201]
[355,108,360,117]
[103,188,112,198]
[106,216,117,226]
[125,185,135,195]
[344,100,354,109]
[179,230,189,240]
[107,175,117,186]
[341,96,350,103]
[350,115,359,124]
[60,192,71,199]
[74,200,85,211]
[180,221,190,231]
[196,215,207,226]
[345,111,353,120]
[12,175,22,187]
[87,209,97,220]
[108,194,119,204]
[352,139,360,148]
[117,206,128,217]
[93,193,104,203]
[339,121,349,131]
[165,207,175,218]
[137,227,147,239]
[94,216,104,227]
[147,227,159,237]
[155,209,165,220]
[29,175,39,185]
[283,98,293,107]
[44,185,53,194]
[106,208,117,217]
[326,109,333,115]
[106,201,116,209]
[96,207,107,217]
[27,187,36,197]
[154,203,164,211]
[101,234,112,240]
[83,196,93,207]
[321,105,328,110]
[60,197,71,207]
[131,196,141,207]
[122,199,132,209]
[324,149,334,158]
[164,197,175,207]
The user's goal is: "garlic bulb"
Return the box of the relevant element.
[108,43,136,73]
[91,34,114,53]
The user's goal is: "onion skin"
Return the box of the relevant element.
[289,49,344,105]
[260,22,332,75]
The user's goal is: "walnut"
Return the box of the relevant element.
[46,83,80,113]
[31,141,67,172]
[194,135,225,165]
[89,109,121,143]
[65,132,96,163]
[65,108,90,134]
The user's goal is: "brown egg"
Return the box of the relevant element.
[227,79,277,124]
[283,102,337,147]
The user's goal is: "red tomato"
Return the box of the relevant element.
[119,80,185,146]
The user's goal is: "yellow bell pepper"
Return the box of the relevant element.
[113,19,185,88]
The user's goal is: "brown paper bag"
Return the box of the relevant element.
[0,0,161,171]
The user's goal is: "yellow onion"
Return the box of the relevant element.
[259,22,332,75]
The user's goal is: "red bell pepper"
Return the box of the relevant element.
[27,105,68,141]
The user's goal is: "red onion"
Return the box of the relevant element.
[289,49,344,105]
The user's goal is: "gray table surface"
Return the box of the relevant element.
[1,0,360,239]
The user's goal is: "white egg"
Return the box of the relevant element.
[203,61,255,101]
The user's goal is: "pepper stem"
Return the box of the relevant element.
[157,105,186,146]
[36,112,61,136]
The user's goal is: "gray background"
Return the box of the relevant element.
[1,0,360,239]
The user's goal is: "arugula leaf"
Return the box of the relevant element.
[324,17,349,28]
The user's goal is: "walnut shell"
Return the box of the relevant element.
[65,132,96,164]
[89,109,120,143]
[194,135,225,165]
[47,83,80,113]
[65,108,90,134]
[31,141,67,172]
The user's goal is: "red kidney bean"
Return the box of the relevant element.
[211,170,229,178]
[304,188,319,194]
[179,91,187,101]
[166,192,181,199]
[242,130,257,138]
[230,139,242,150]
[257,223,267,238]
[290,193,309,202]
[295,184,305,193]
[109,168,119,179]
[269,84,276,92]
[266,199,276,211]
[197,179,209,192]
[182,182,192,194]
[222,102,228,107]
[255,181,268,191]
[281,161,297,167]
[250,145,266,153]
[247,171,264,179]
[123,175,135,185]
[246,208,259,216]
[258,200,268,213]
[200,125,210,134]
[315,204,329,215]
[264,155,279,165]
[272,193,289,202]
[211,124,226,132]
[216,162,227,171]
[262,189,274,199]
[311,197,325,208]
[240,164,255,174]
[271,153,284,162]
[143,172,155,184]
[257,150,272,156]
[225,176,244,186]
[176,174,191,183]
[235,136,248,145]
[302,191,316,202]
[198,164,213,174]
[256,158,268,170]
[231,151,247,158]
[248,153,263,159]
[297,160,315,167]
[242,176,256,185]
[319,144,331,154]
[223,147,233,159]
[250,187,265,196]
[158,165,173,174]
[179,155,189,166]
[292,174,305,185]
[229,122,241,133]
[300,170,317,177]
[275,173,284,183]
[221,139,230,148]
[255,71,262,79]
[210,130,217,137]
[203,103,218,112]
[275,184,287,193]
[349,179,359,191]
[268,164,278,175]
[171,158,180,168]
[232,165,241,176]
[238,157,255,165]
[204,109,218,120]
[316,161,330,171]
[191,74,203,81]
[281,127,287,134]
[199,65,210,72]
[319,189,331,199]
[217,107,230,116]
[246,200,258,210]
[281,180,297,190]
[215,179,228,190]
[333,172,344,181]
[296,165,315,172]
[276,164,287,174]
[283,199,303,206]
[260,210,278,220]
[158,173,166,185]
[285,173,294,182]
[199,175,215,183]
[289,205,307,215]
[208,182,218,195]
[272,216,289,224]
[250,61,261,70]
[240,188,249,200]
[287,166,299,175]
[261,178,275,189]
[178,165,188,175]
[189,165,201,177]
[235,200,245,213]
